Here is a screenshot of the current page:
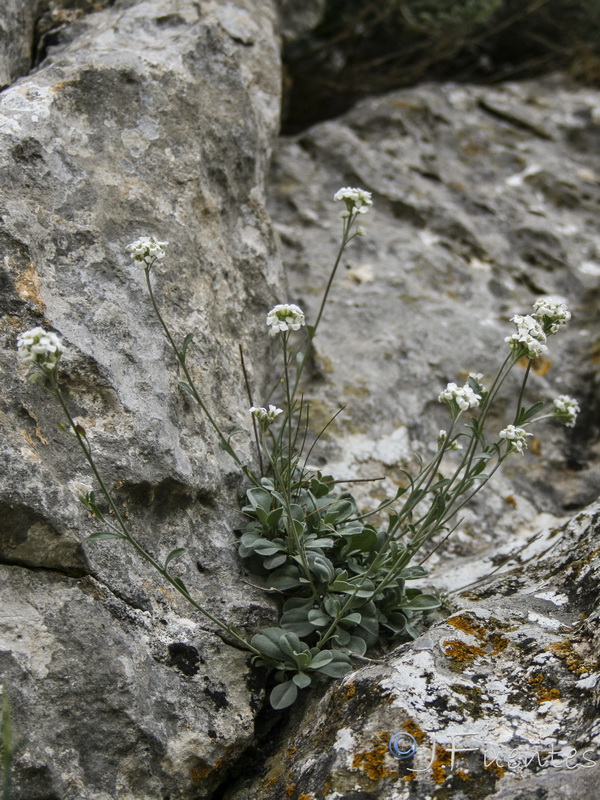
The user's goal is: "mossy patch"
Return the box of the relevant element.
[449,683,485,716]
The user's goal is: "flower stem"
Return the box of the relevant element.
[50,373,260,655]
[144,268,258,486]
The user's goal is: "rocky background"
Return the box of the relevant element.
[1,1,599,799]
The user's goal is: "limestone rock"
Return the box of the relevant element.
[0,1,114,89]
[1,1,282,797]
[269,76,600,565]
[216,74,600,799]
[224,500,600,799]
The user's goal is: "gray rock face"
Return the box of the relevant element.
[1,1,282,798]
[269,76,600,562]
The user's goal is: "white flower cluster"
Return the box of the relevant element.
[505,297,571,360]
[532,296,571,334]
[250,405,283,427]
[126,236,168,268]
[552,395,580,427]
[17,327,63,377]
[438,381,481,412]
[505,314,548,359]
[499,425,532,454]
[333,187,372,217]
[266,304,305,336]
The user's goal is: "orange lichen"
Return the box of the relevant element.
[528,673,561,702]
[191,764,208,782]
[443,640,486,666]
[298,794,313,800]
[15,263,45,311]
[259,775,280,790]
[342,681,356,698]
[531,355,551,376]
[286,746,298,759]
[432,745,452,784]
[483,760,506,778]
[23,409,49,445]
[352,732,395,781]
[548,640,589,675]
[285,786,295,797]
[489,634,510,655]
[401,718,429,745]
[455,769,472,781]
[447,615,488,642]
[530,437,543,457]
[517,355,551,376]
[445,616,512,666]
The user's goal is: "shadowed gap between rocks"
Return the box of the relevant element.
[0,0,117,92]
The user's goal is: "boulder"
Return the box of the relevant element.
[269,76,600,563]
[219,74,600,798]
[225,500,600,799]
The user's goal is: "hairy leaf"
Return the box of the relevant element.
[270,680,298,710]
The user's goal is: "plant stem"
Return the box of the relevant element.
[144,268,258,486]
[513,360,532,424]
[239,344,264,476]
[51,374,260,656]
[291,215,356,397]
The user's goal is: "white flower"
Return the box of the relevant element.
[266,304,305,336]
[250,405,283,430]
[126,236,168,268]
[499,425,532,454]
[333,187,373,215]
[552,395,580,427]
[505,314,548,359]
[532,296,571,335]
[438,381,481,412]
[17,327,64,378]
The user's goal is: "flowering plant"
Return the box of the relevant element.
[17,188,579,709]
